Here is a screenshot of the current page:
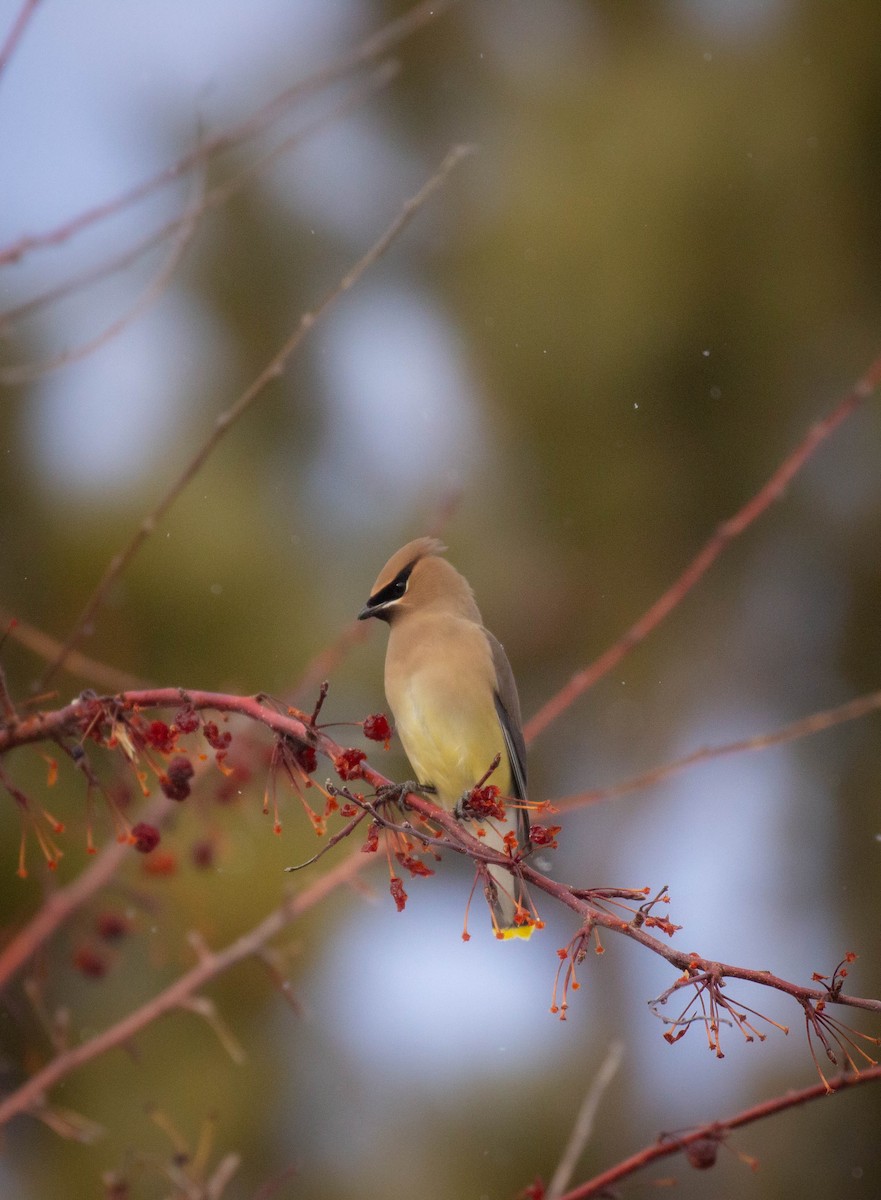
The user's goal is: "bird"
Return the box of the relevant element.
[358,537,534,939]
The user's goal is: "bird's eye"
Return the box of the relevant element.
[366,561,416,611]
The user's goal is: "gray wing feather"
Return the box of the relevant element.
[487,632,530,849]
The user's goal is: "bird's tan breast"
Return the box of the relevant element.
[383,613,512,807]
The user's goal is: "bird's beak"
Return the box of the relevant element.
[357,603,375,621]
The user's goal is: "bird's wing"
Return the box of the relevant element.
[487,630,528,813]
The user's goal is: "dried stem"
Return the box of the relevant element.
[37,143,474,687]
[524,349,881,744]
[546,1041,624,1200]
[556,686,881,811]
[3,688,878,1026]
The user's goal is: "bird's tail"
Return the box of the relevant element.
[478,821,535,940]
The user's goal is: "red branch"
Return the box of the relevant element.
[524,349,881,744]
[561,1063,881,1199]
[2,689,878,1019]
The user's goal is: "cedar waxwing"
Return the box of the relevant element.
[358,538,533,939]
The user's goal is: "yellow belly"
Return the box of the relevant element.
[390,675,512,808]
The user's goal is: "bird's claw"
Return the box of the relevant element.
[454,791,472,821]
[376,781,435,812]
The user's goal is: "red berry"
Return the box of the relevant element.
[174,705,200,734]
[160,755,195,801]
[334,748,366,780]
[203,721,232,751]
[96,912,129,941]
[131,822,161,853]
[466,784,506,821]
[145,720,176,753]
[529,823,562,848]
[389,876,408,912]
[191,839,216,869]
[363,713,392,743]
[73,946,108,979]
[294,744,317,774]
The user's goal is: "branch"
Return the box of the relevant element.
[524,349,881,744]
[0,849,368,1128]
[3,689,878,1027]
[0,605,147,691]
[560,1063,881,1199]
[37,142,474,687]
[0,0,458,266]
[0,0,40,80]
[0,791,175,991]
[0,171,203,385]
[555,686,881,811]
[546,1041,624,1200]
[0,61,398,335]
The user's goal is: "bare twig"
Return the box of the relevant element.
[0,624,18,724]
[0,849,368,1127]
[559,1064,881,1199]
[0,61,398,334]
[0,0,458,266]
[0,606,146,692]
[546,1041,624,1200]
[37,143,474,687]
[288,621,371,704]
[0,172,203,385]
[524,349,881,744]
[0,0,40,80]
[0,791,175,990]
[556,687,881,811]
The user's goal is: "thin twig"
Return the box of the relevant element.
[556,687,881,811]
[0,0,458,266]
[0,61,398,334]
[0,623,18,724]
[288,621,371,704]
[0,791,174,990]
[0,605,146,692]
[524,349,881,744]
[0,0,40,80]
[546,1041,624,1200]
[0,171,204,385]
[38,143,475,687]
[559,1064,881,1200]
[0,849,368,1127]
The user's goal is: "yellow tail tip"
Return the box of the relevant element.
[499,923,535,941]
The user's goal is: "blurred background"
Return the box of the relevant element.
[1,1,881,1197]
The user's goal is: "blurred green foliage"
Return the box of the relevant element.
[2,2,881,1198]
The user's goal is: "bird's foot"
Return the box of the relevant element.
[454,790,482,821]
[376,781,435,812]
